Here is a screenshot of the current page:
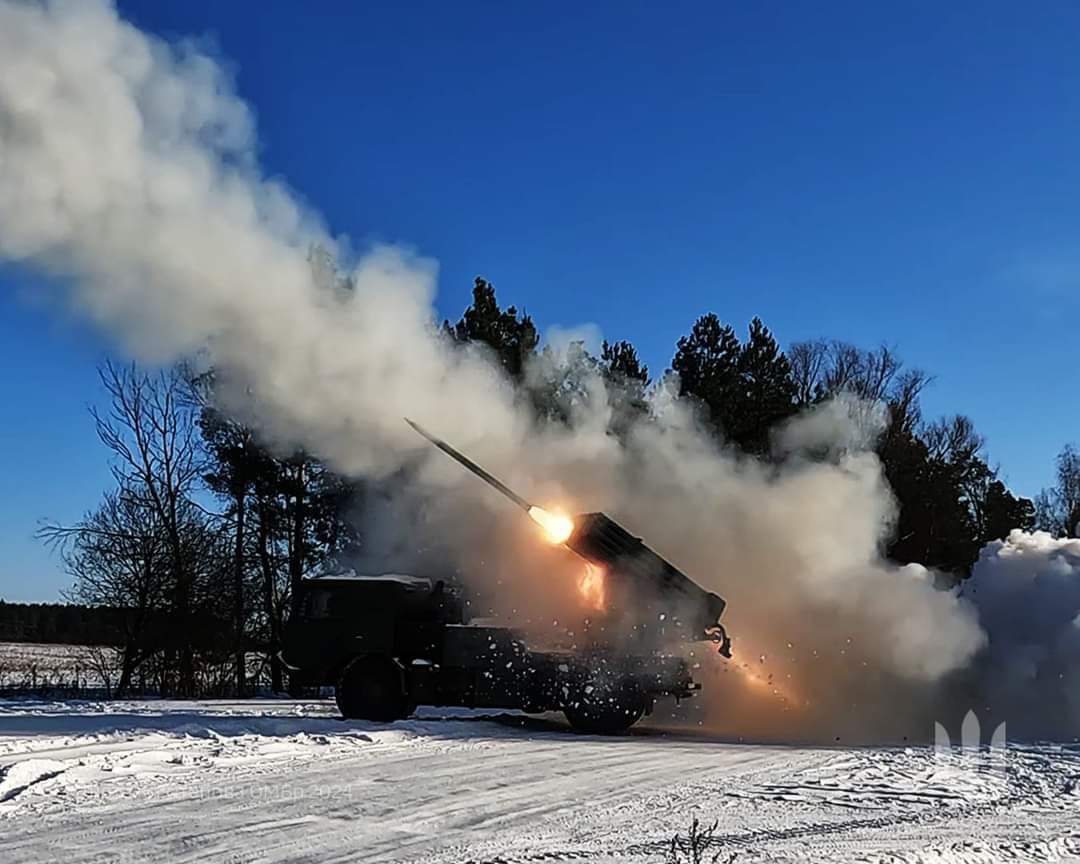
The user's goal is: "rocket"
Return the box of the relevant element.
[405,418,532,511]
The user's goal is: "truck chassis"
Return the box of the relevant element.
[283,574,700,734]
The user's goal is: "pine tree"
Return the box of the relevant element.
[601,340,649,385]
[733,317,798,453]
[450,277,539,381]
[670,313,742,438]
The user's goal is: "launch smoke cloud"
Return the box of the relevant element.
[1,0,1075,740]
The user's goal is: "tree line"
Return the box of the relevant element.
[39,275,1076,696]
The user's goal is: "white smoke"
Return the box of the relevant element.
[2,0,1067,740]
[963,531,1080,738]
[0,0,525,479]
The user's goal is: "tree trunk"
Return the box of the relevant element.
[285,463,307,698]
[288,462,306,601]
[116,648,136,697]
[257,497,285,693]
[168,525,194,695]
[233,490,247,696]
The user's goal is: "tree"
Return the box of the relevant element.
[527,340,601,426]
[670,313,742,438]
[790,340,913,408]
[671,314,797,454]
[41,490,168,696]
[731,317,798,453]
[90,362,207,695]
[789,338,829,407]
[981,479,1035,541]
[449,277,539,381]
[1036,444,1080,537]
[881,411,1035,578]
[197,397,261,695]
[41,362,236,696]
[788,340,1033,578]
[599,339,650,437]
[601,340,649,386]
[196,411,361,693]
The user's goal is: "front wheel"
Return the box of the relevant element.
[336,656,411,722]
[563,678,647,734]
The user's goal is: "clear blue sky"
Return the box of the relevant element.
[2,1,1077,601]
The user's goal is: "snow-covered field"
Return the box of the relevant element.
[0,700,1078,863]
[0,642,119,695]
[0,641,115,674]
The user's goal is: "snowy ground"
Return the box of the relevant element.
[0,700,1078,863]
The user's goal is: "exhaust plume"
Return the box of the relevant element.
[2,0,1074,741]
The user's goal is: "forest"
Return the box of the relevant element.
[36,276,1079,697]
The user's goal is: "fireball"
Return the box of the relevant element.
[578,562,606,611]
[528,506,574,544]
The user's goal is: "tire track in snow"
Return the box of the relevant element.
[3,702,1079,864]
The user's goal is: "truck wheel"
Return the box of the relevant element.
[336,656,411,722]
[563,679,646,734]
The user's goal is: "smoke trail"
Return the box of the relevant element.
[1,0,1049,740]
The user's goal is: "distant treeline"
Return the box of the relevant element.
[35,272,1079,698]
[0,600,123,645]
[0,601,233,650]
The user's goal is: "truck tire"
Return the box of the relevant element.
[336,656,411,722]
[563,678,647,734]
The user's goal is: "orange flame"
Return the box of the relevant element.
[578,562,606,611]
[528,506,574,544]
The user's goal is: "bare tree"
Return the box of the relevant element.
[923,415,983,466]
[1036,444,1080,537]
[42,362,223,695]
[83,645,123,697]
[41,490,168,694]
[789,340,926,413]
[90,361,206,693]
[788,339,828,407]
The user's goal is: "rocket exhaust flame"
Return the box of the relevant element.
[528,506,574,544]
[578,562,606,611]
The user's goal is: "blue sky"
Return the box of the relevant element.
[2,1,1078,601]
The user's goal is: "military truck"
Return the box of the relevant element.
[282,570,704,733]
[281,422,732,734]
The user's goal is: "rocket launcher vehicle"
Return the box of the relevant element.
[406,419,733,656]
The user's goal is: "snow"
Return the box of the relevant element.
[0,699,1077,863]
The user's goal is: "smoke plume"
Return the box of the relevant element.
[961,531,1080,739]
[1,0,1073,741]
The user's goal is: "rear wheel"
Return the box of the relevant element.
[563,677,647,734]
[336,656,411,721]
